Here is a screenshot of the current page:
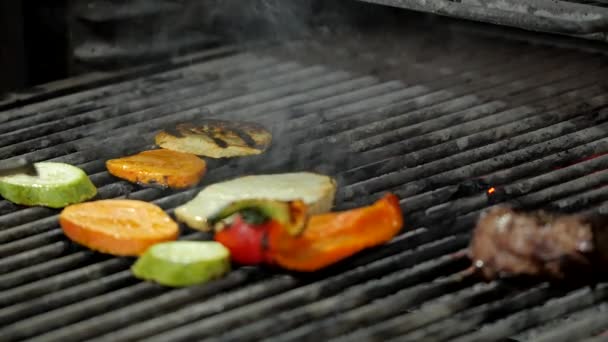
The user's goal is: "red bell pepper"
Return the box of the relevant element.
[214,193,403,271]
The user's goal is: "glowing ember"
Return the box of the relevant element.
[487,187,496,195]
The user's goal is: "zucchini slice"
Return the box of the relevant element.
[0,162,97,208]
[132,241,231,287]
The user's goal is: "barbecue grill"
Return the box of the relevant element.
[2,1,608,341]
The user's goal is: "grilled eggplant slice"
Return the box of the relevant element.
[175,172,337,231]
[155,120,272,158]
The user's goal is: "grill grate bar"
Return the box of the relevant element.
[353,68,607,163]
[451,284,608,342]
[344,105,608,205]
[0,229,63,258]
[356,0,608,35]
[0,67,600,246]
[0,65,345,159]
[549,181,608,211]
[404,139,608,220]
[335,283,555,342]
[286,60,571,142]
[0,57,283,136]
[4,270,254,341]
[40,79,400,172]
[0,210,432,314]
[482,140,608,188]
[240,77,604,198]
[0,242,73,274]
[263,263,494,341]
[0,50,592,268]
[271,275,479,342]
[0,81,405,237]
[0,256,124,307]
[291,38,559,87]
[0,271,136,327]
[0,74,392,168]
[27,234,466,340]
[0,56,484,336]
[341,79,606,187]
[213,247,471,342]
[2,282,169,341]
[410,148,608,223]
[282,54,572,150]
[416,170,608,233]
[582,334,608,342]
[228,163,608,342]
[0,216,62,244]
[260,199,608,340]
[351,58,602,153]
[518,169,608,208]
[516,304,608,342]
[0,236,465,340]
[88,275,300,342]
[0,251,98,292]
[0,47,580,191]
[290,95,495,146]
[0,52,266,123]
[1,84,418,220]
[3,85,414,219]
[148,246,470,342]
[327,282,510,341]
[495,149,608,197]
[397,113,608,192]
[261,48,568,135]
[2,36,608,340]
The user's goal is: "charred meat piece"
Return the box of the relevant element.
[469,206,608,280]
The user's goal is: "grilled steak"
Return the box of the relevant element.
[469,206,608,280]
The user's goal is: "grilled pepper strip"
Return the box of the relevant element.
[214,194,403,271]
[266,193,403,271]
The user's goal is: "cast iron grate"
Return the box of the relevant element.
[1,29,608,341]
[357,0,608,36]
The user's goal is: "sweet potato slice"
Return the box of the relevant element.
[106,149,206,189]
[60,199,179,256]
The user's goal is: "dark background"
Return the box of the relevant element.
[0,1,69,94]
[0,0,391,95]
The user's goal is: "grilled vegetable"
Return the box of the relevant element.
[0,162,97,208]
[214,200,307,265]
[215,214,275,265]
[175,172,336,231]
[60,200,179,256]
[106,149,206,189]
[155,120,272,158]
[132,241,230,287]
[213,199,308,236]
[214,194,404,271]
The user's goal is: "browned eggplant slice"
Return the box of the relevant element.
[156,120,271,158]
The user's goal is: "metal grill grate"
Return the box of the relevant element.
[1,29,608,341]
[357,0,608,37]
